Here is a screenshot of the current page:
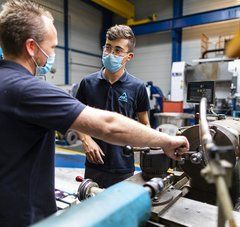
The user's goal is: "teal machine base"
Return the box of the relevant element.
[33,181,151,227]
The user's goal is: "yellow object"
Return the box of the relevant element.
[56,146,85,155]
[127,13,157,26]
[226,31,240,58]
[92,0,157,26]
[92,0,134,19]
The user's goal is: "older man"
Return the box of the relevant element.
[0,1,189,226]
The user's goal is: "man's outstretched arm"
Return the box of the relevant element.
[70,106,189,160]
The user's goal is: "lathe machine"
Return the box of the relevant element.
[34,98,240,227]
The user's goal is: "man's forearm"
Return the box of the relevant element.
[71,106,172,149]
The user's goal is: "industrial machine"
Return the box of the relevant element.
[170,58,238,116]
[178,119,240,203]
[33,177,168,227]
[34,98,240,227]
[74,102,240,226]
[228,59,240,117]
[171,61,186,102]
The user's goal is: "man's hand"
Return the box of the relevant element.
[82,137,105,164]
[162,136,189,160]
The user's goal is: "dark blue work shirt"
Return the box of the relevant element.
[76,69,150,173]
[0,60,85,227]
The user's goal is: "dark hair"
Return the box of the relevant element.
[0,0,53,56]
[106,25,136,52]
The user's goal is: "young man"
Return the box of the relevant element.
[0,1,189,226]
[76,25,151,188]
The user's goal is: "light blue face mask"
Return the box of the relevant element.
[102,53,124,73]
[0,47,3,59]
[32,41,55,75]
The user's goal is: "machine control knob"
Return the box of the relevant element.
[178,157,185,165]
[190,152,203,164]
[123,146,151,157]
[123,145,133,156]
[75,176,84,182]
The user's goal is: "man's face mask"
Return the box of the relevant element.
[0,47,3,59]
[102,53,124,73]
[32,41,55,75]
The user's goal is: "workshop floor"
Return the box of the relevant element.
[55,146,84,194]
[55,143,141,195]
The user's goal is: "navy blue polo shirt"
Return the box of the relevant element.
[76,68,150,173]
[0,60,85,226]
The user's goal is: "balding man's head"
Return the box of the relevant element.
[0,0,54,57]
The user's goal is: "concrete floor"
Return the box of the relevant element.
[55,144,140,195]
[55,167,84,194]
[55,145,85,195]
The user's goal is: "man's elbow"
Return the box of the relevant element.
[70,107,124,140]
[100,112,121,137]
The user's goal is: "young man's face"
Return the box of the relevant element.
[105,38,134,64]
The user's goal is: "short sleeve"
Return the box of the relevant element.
[76,79,87,104]
[136,83,150,113]
[15,78,86,134]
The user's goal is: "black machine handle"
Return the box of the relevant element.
[123,145,162,157]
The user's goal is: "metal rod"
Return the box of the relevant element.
[218,200,225,227]
[202,48,225,59]
[199,97,236,227]
[216,176,236,227]
[133,147,162,151]
[199,97,213,163]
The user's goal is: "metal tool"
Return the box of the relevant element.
[123,145,161,156]
[77,176,174,202]
[199,98,236,227]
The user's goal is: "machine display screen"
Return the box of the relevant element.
[187,81,215,104]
